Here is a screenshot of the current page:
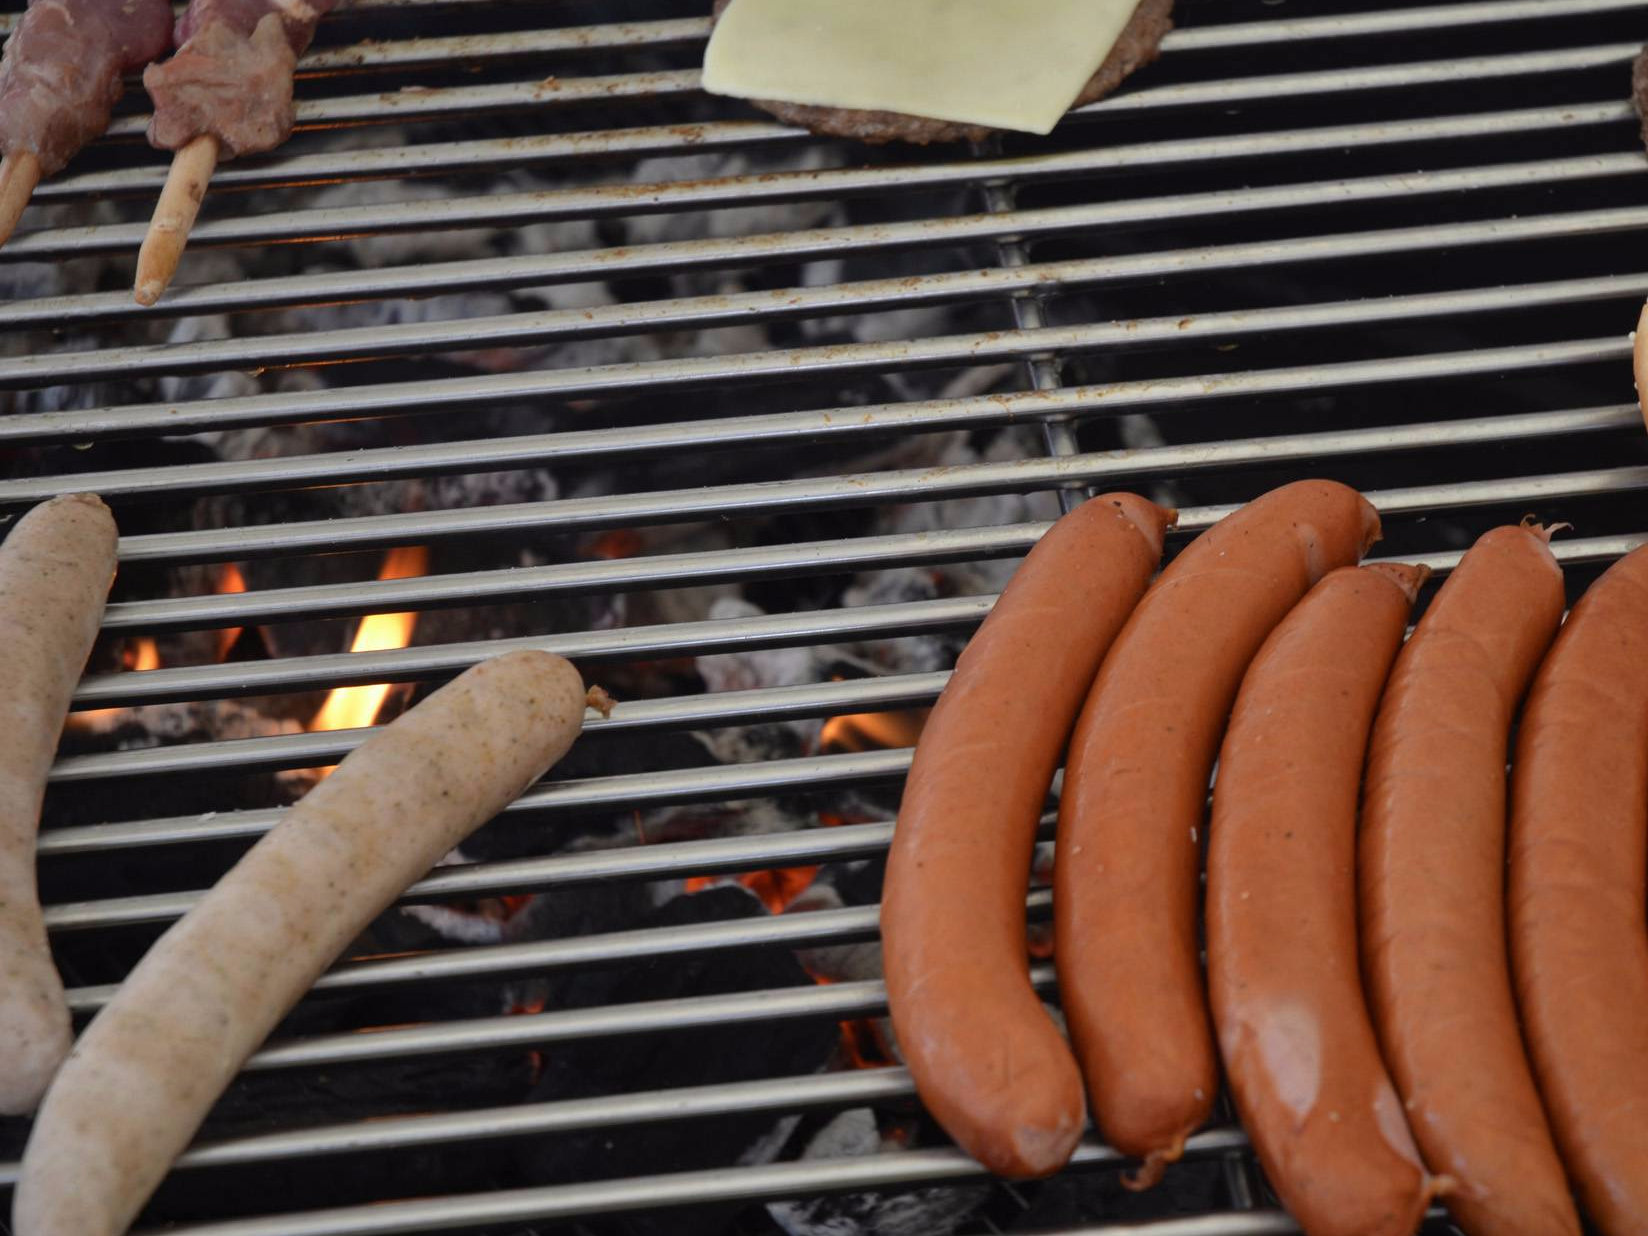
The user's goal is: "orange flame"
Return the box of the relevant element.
[68,637,161,732]
[310,546,428,749]
[818,708,929,754]
[215,563,248,661]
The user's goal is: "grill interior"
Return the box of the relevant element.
[3,0,1648,1232]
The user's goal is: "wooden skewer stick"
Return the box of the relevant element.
[1634,301,1648,431]
[0,151,42,251]
[134,134,218,306]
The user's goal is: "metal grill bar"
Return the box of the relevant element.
[105,405,1642,567]
[9,119,1636,321]
[132,1134,1251,1236]
[92,471,1648,635]
[48,670,953,784]
[249,963,1028,1071]
[63,888,1051,1013]
[14,211,1648,388]
[0,1069,920,1185]
[66,42,1636,144]
[5,104,1635,266]
[2,0,1639,48]
[40,753,912,864]
[0,326,1630,454]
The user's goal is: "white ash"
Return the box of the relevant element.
[769,1108,989,1236]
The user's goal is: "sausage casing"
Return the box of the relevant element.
[14,650,589,1236]
[883,492,1173,1179]
[1511,543,1648,1236]
[1057,479,1381,1182]
[1360,524,1576,1236]
[1209,563,1437,1236]
[0,493,117,1115]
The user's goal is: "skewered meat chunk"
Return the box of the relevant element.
[144,0,340,158]
[0,0,172,176]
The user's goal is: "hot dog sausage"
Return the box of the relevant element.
[0,493,117,1115]
[1510,543,1648,1236]
[883,492,1174,1179]
[1209,563,1441,1236]
[1359,524,1576,1236]
[14,650,590,1236]
[1057,479,1381,1185]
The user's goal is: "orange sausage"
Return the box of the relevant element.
[1511,544,1648,1236]
[1209,563,1440,1236]
[1359,524,1576,1236]
[882,492,1174,1179]
[1057,479,1380,1184]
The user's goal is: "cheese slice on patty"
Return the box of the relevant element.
[703,0,1146,136]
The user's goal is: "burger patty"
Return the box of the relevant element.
[708,0,1174,145]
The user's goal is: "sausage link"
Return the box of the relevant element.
[14,650,589,1236]
[0,493,117,1115]
[1057,479,1381,1183]
[1359,524,1576,1236]
[883,492,1174,1179]
[1209,563,1439,1236]
[1511,543,1648,1236]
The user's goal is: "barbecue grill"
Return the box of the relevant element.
[1,0,1645,1231]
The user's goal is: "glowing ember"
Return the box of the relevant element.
[818,708,929,754]
[310,546,428,740]
[684,865,820,914]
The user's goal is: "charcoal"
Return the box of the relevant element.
[509,885,839,1236]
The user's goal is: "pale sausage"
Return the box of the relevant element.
[0,493,117,1114]
[14,650,589,1236]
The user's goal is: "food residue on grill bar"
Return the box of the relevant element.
[704,0,1174,144]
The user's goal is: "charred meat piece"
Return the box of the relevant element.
[145,0,341,159]
[0,0,172,176]
[708,0,1173,145]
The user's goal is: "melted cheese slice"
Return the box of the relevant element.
[703,0,1146,136]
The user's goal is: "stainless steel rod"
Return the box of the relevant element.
[140,1132,1252,1236]
[72,43,1636,143]
[48,670,952,784]
[108,405,1642,566]
[9,132,1634,330]
[0,1069,921,1187]
[11,210,1648,388]
[3,104,1631,267]
[96,467,1648,636]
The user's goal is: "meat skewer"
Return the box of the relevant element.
[0,0,173,248]
[135,0,340,304]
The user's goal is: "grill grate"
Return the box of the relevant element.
[3,0,1647,1232]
